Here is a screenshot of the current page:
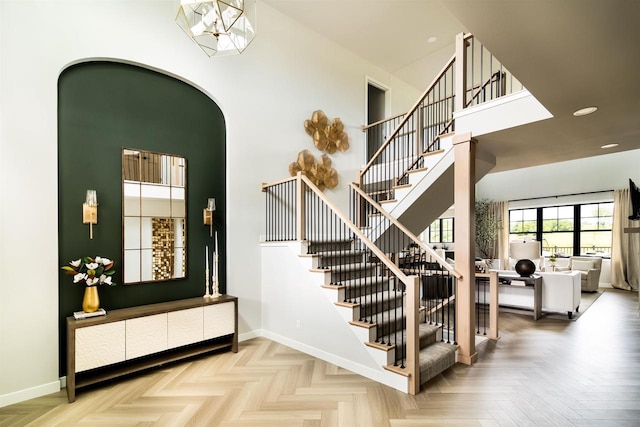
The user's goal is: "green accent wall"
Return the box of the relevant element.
[58,61,226,376]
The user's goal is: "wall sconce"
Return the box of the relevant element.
[82,190,98,239]
[203,198,215,237]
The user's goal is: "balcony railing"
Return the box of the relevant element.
[360,34,526,203]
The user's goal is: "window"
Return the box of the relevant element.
[580,202,613,255]
[428,218,453,244]
[542,206,574,256]
[509,208,537,240]
[508,202,613,257]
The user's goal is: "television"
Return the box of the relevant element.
[630,179,640,220]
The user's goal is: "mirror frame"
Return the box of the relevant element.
[122,148,188,285]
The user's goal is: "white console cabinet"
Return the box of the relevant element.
[67,295,237,402]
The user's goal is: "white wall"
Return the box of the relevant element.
[0,0,420,405]
[477,150,640,202]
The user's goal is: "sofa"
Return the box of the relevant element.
[538,271,581,318]
[483,270,581,319]
[556,256,602,292]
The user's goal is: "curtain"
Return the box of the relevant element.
[490,200,509,270]
[611,189,640,290]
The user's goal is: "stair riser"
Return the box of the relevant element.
[331,267,378,283]
[342,282,392,298]
[358,295,405,316]
[308,241,352,253]
[364,316,406,337]
[394,330,441,359]
[318,253,364,268]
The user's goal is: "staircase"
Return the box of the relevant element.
[306,239,456,387]
[262,173,460,394]
[261,33,523,394]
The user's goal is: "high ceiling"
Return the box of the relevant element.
[263,0,640,172]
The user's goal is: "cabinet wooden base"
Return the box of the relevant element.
[67,296,238,403]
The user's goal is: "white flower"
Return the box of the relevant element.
[100,275,112,285]
[70,259,81,268]
[100,258,112,265]
[86,277,99,286]
[86,262,99,270]
[95,256,103,264]
[73,273,87,283]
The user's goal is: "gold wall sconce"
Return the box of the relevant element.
[203,198,216,237]
[82,190,98,239]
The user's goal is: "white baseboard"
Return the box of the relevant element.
[259,330,408,393]
[238,329,262,342]
[0,381,60,409]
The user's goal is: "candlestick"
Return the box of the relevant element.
[212,252,220,297]
[206,246,209,270]
[204,267,210,298]
[215,231,218,255]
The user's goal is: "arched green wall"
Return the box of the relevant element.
[58,61,226,375]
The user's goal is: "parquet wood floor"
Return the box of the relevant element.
[1,289,638,426]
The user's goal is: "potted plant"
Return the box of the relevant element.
[475,199,499,269]
[61,256,116,313]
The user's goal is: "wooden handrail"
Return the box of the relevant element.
[424,294,457,317]
[397,121,454,180]
[350,182,462,279]
[359,53,456,180]
[362,73,503,137]
[465,71,504,107]
[362,112,406,132]
[298,173,413,284]
[261,176,296,191]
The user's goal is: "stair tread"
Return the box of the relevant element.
[307,239,353,244]
[338,275,396,288]
[419,342,457,384]
[406,167,427,174]
[315,249,366,257]
[351,290,403,305]
[421,149,445,158]
[359,306,407,328]
[375,323,441,350]
[327,262,378,273]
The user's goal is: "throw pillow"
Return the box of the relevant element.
[572,259,595,271]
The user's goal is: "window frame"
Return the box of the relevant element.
[428,217,454,244]
[508,202,613,257]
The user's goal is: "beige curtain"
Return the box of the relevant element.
[611,189,640,290]
[490,200,509,270]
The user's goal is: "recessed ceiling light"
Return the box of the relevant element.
[573,106,598,116]
[427,36,437,43]
[601,143,619,149]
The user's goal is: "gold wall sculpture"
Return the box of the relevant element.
[303,110,349,154]
[289,149,338,191]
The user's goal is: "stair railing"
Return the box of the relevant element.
[362,113,406,164]
[350,182,465,344]
[360,34,525,204]
[464,36,524,108]
[359,54,456,204]
[475,272,499,340]
[262,173,421,394]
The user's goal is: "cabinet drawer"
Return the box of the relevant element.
[126,313,168,359]
[76,321,126,372]
[204,302,235,340]
[168,307,203,348]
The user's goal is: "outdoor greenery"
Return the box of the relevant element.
[475,199,499,260]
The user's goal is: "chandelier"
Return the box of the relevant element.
[176,0,257,57]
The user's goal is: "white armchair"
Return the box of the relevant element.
[565,256,602,292]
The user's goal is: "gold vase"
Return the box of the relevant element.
[82,286,100,313]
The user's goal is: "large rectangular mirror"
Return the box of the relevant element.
[123,149,187,284]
